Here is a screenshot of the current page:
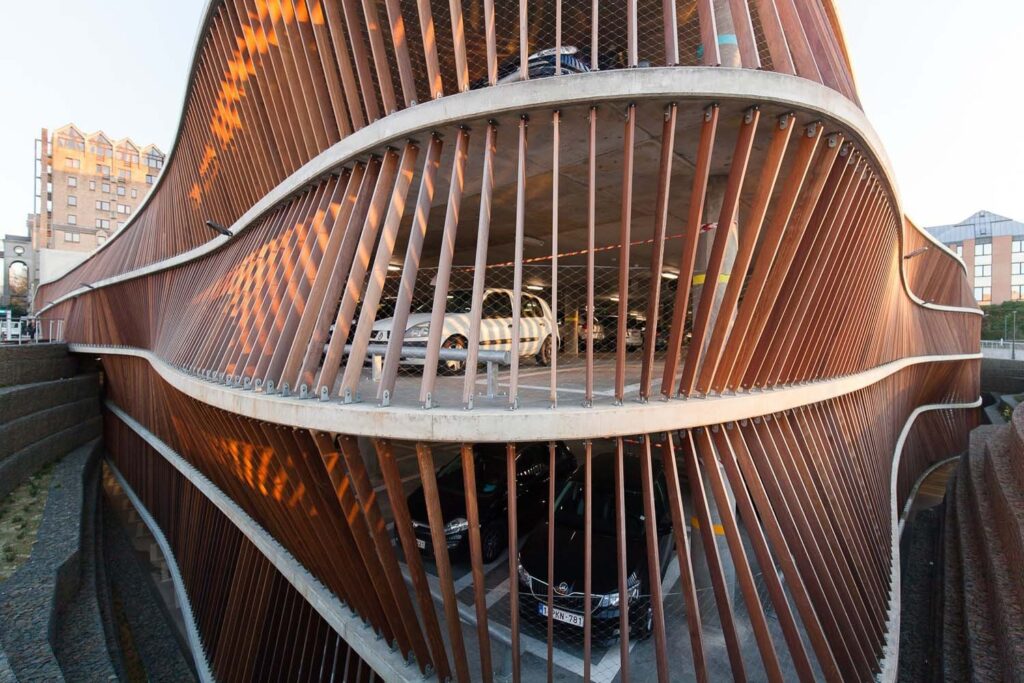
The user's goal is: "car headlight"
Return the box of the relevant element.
[517,558,532,587]
[444,518,469,535]
[406,322,430,338]
[598,573,642,607]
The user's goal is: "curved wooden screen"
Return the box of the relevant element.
[36,1,979,681]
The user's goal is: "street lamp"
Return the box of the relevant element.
[206,220,232,237]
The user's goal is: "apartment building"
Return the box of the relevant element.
[33,124,164,253]
[927,209,1024,305]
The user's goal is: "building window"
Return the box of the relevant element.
[146,153,164,169]
[116,185,126,196]
[96,219,110,229]
[1013,240,1024,253]
[67,195,77,206]
[67,214,77,225]
[1013,285,1024,300]
[145,174,155,185]
[974,286,992,304]
[63,231,81,243]
[975,264,992,278]
[89,180,96,191]
[117,221,126,229]
[64,157,81,169]
[955,244,963,258]
[117,203,131,215]
[96,164,111,176]
[96,200,111,211]
[67,176,77,187]
[97,231,107,245]
[102,182,111,193]
[130,188,138,198]
[975,241,992,256]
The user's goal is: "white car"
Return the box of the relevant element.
[371,288,557,374]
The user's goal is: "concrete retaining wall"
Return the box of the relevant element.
[0,345,80,389]
[981,358,1024,395]
[0,440,116,681]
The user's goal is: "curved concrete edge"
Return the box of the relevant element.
[104,461,215,683]
[877,397,982,682]
[37,67,977,317]
[104,402,430,683]
[74,343,980,441]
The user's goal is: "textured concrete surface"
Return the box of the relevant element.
[0,440,116,682]
[0,417,101,502]
[0,374,99,424]
[981,357,1024,395]
[102,494,197,682]
[941,419,1024,680]
[0,345,79,388]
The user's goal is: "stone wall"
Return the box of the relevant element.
[981,357,1024,395]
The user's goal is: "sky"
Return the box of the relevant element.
[0,0,1021,239]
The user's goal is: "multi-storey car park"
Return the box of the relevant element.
[34,1,981,681]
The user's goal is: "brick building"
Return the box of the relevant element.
[33,124,164,254]
[927,210,1024,305]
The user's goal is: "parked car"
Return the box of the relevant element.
[405,442,578,563]
[372,288,557,375]
[516,451,673,642]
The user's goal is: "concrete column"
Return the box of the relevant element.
[713,1,742,68]
[690,176,739,361]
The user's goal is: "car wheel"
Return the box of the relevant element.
[535,335,553,366]
[439,335,467,375]
[480,524,504,563]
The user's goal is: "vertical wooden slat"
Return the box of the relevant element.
[415,443,472,683]
[661,105,719,397]
[461,443,493,683]
[615,104,636,404]
[680,107,760,395]
[379,135,443,404]
[509,116,528,408]
[641,104,678,400]
[420,128,469,406]
[463,122,498,407]
[506,442,522,683]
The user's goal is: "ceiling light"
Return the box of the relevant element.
[661,271,678,280]
[526,284,544,291]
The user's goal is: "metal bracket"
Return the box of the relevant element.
[423,392,433,410]
[280,382,290,397]
[319,386,330,402]
[381,389,390,407]
[299,384,308,399]
[265,379,275,394]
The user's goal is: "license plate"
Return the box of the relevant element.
[416,538,426,549]
[538,603,584,627]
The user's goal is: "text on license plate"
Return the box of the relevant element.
[416,538,426,549]
[538,603,584,627]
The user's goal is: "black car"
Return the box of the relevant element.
[516,451,673,642]
[405,442,577,563]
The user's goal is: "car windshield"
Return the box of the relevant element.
[412,290,474,315]
[435,450,506,496]
[553,479,648,536]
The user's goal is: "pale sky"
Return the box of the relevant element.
[0,0,1021,240]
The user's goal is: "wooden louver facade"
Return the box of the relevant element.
[36,1,980,681]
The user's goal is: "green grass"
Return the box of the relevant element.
[0,463,55,581]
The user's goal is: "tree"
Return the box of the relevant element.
[981,301,1024,340]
